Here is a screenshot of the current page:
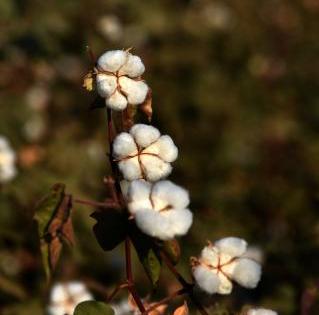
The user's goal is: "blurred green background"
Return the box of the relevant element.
[0,0,319,314]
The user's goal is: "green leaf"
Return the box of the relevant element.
[34,183,65,235]
[91,210,127,251]
[129,223,161,287]
[73,301,114,315]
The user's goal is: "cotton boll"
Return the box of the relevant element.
[152,181,190,210]
[193,265,220,294]
[168,209,193,236]
[119,77,148,105]
[135,209,173,240]
[130,124,160,147]
[232,258,261,288]
[118,158,142,181]
[119,54,145,77]
[113,133,137,158]
[216,272,233,294]
[215,237,247,258]
[140,155,172,181]
[155,136,178,162]
[96,74,117,97]
[247,308,278,315]
[97,50,127,72]
[106,90,127,110]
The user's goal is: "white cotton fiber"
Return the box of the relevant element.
[155,135,178,162]
[200,246,219,266]
[96,74,117,97]
[232,258,262,288]
[168,209,193,236]
[130,124,160,147]
[247,308,278,315]
[97,50,127,72]
[193,265,220,294]
[105,90,127,110]
[215,237,247,258]
[119,54,145,77]
[139,155,172,181]
[119,77,149,105]
[113,133,137,158]
[118,158,142,181]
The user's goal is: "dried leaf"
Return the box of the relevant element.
[83,71,94,91]
[140,88,153,122]
[173,301,188,315]
[162,239,181,265]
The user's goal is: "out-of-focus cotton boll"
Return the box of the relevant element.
[192,237,262,295]
[127,180,192,240]
[97,15,123,41]
[25,85,50,111]
[47,282,93,315]
[23,115,46,141]
[95,50,149,111]
[0,136,17,183]
[247,308,278,315]
[113,124,178,181]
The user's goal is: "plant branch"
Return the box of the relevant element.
[73,198,120,209]
[160,251,210,315]
[106,282,129,302]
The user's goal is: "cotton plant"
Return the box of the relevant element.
[0,136,17,183]
[47,282,93,315]
[34,48,278,315]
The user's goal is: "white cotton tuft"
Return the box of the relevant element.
[119,77,149,105]
[232,258,262,288]
[152,180,190,210]
[113,133,137,158]
[96,74,117,98]
[139,155,172,181]
[0,136,17,183]
[119,54,145,77]
[168,209,193,236]
[130,124,160,147]
[127,180,152,214]
[193,265,220,294]
[118,158,142,181]
[154,135,178,162]
[200,246,219,266]
[247,308,278,315]
[215,237,247,258]
[105,90,128,110]
[97,50,127,72]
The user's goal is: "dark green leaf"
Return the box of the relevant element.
[74,301,114,315]
[91,210,127,251]
[129,223,161,287]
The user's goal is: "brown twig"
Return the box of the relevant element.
[107,282,130,302]
[73,198,120,209]
[160,251,210,315]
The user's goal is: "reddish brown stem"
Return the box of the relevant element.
[107,282,129,302]
[73,198,120,209]
[160,251,210,315]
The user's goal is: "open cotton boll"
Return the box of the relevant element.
[232,258,261,288]
[215,237,247,257]
[113,132,138,158]
[247,308,278,315]
[192,237,262,295]
[193,265,220,294]
[97,50,127,72]
[119,54,145,77]
[119,77,149,105]
[130,124,160,147]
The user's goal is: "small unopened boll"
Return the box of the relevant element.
[0,136,17,183]
[247,308,278,315]
[127,180,193,240]
[113,124,178,181]
[192,237,262,295]
[47,281,93,315]
[95,50,149,110]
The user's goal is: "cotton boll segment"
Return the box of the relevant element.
[106,90,128,110]
[215,237,247,258]
[193,265,220,294]
[232,258,262,288]
[155,135,178,162]
[113,133,137,158]
[97,50,127,72]
[168,209,193,236]
[130,124,160,147]
[247,308,278,315]
[119,54,145,77]
[96,74,117,98]
[139,155,172,181]
[119,77,149,105]
[118,158,142,181]
[127,180,153,214]
[200,246,219,266]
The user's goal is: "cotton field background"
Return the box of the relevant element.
[0,1,319,314]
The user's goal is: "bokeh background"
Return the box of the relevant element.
[1,0,319,314]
